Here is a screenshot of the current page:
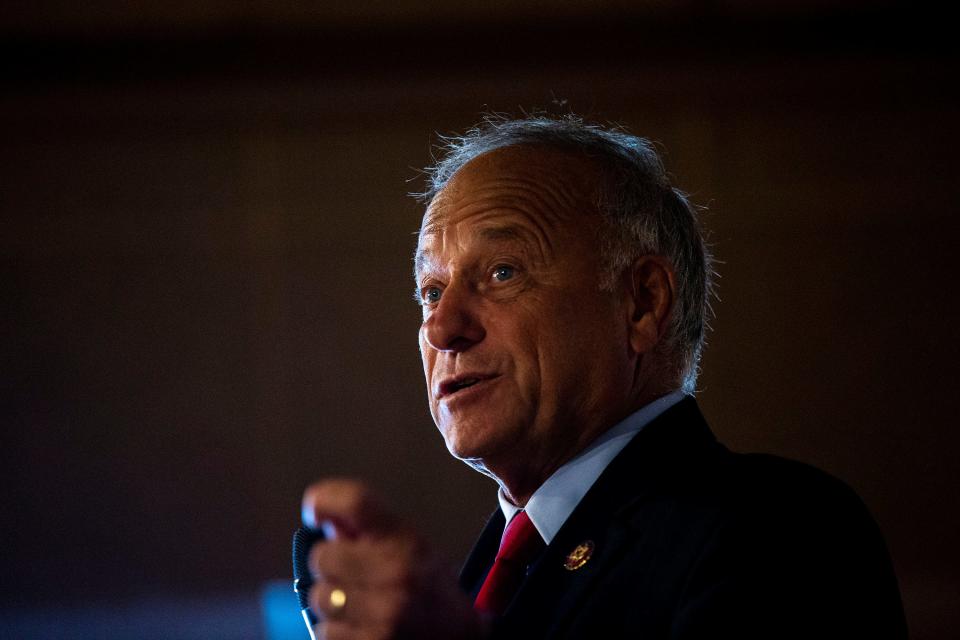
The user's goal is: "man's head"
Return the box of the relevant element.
[412,116,712,498]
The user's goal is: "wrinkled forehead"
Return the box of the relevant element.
[418,144,603,241]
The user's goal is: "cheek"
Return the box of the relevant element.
[536,307,618,386]
[418,333,432,374]
[495,318,550,404]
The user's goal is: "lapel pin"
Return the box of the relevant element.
[564,540,595,571]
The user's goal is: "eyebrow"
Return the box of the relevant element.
[414,222,553,283]
[413,251,431,278]
[416,225,531,267]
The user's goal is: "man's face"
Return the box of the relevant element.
[415,146,636,478]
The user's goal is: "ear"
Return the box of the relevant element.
[624,255,676,356]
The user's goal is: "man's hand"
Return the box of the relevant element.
[301,479,483,640]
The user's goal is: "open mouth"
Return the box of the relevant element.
[451,378,480,392]
[439,374,496,398]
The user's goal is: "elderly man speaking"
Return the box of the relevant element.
[298,116,907,640]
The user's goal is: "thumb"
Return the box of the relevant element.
[301,478,401,539]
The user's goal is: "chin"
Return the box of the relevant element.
[442,419,520,469]
[445,440,498,479]
[443,433,483,462]
[441,422,489,458]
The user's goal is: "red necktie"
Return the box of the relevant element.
[474,510,545,616]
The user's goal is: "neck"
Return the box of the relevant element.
[483,381,679,506]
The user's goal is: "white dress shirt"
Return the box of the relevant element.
[497,390,688,544]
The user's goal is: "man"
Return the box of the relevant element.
[301,116,907,639]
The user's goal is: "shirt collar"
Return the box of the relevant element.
[497,389,688,544]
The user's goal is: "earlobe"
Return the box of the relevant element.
[625,256,676,356]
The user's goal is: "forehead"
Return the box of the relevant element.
[418,145,602,249]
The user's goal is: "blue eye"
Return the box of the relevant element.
[493,265,515,282]
[423,286,442,304]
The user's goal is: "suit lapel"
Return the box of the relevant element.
[459,508,506,597]
[493,398,723,637]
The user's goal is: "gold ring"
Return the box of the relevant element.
[328,587,347,617]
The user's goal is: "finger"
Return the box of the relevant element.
[310,582,352,621]
[309,540,365,583]
[310,538,418,586]
[302,479,401,538]
[319,620,357,640]
[310,581,410,629]
[323,619,403,640]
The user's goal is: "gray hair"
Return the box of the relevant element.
[416,114,714,394]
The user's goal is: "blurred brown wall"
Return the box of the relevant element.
[2,2,958,637]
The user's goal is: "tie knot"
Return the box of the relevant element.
[496,510,543,564]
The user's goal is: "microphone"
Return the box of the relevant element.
[292,526,326,640]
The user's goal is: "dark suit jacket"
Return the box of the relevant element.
[460,398,907,639]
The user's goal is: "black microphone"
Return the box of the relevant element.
[293,526,326,640]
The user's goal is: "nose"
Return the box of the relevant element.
[421,282,486,353]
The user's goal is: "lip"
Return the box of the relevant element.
[435,373,500,400]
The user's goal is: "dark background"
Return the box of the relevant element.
[2,1,958,638]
